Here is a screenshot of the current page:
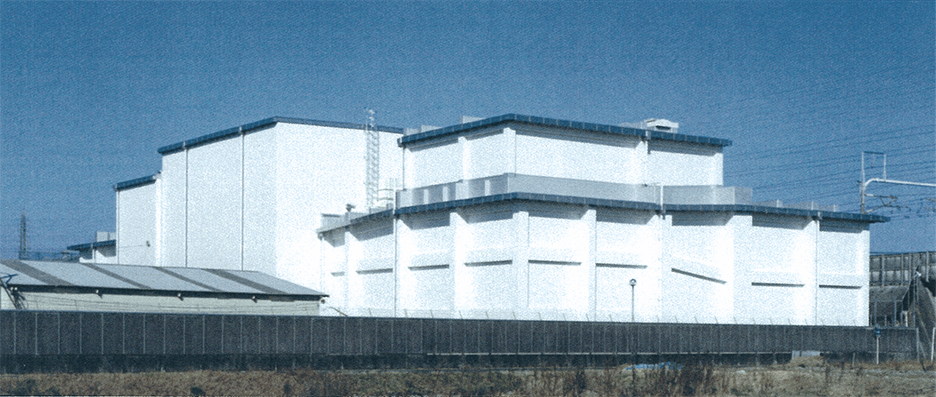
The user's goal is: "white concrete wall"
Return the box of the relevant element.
[116,181,159,266]
[160,151,188,268]
[595,209,662,321]
[320,230,348,310]
[348,219,394,310]
[187,135,243,270]
[273,124,362,288]
[243,130,277,276]
[516,128,643,184]
[405,137,462,189]
[319,203,870,325]
[404,123,724,191]
[646,140,723,186]
[398,211,454,312]
[816,220,870,326]
[465,129,512,180]
[527,205,590,313]
[129,121,401,291]
[662,212,736,323]
[734,214,816,325]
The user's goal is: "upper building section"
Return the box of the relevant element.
[158,116,404,155]
[400,114,730,190]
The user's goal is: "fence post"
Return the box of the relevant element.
[930,327,934,361]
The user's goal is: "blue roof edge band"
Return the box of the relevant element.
[388,193,884,223]
[157,116,405,155]
[398,114,733,148]
[320,192,885,234]
[67,239,116,251]
[114,174,158,191]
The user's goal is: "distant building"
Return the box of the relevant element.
[67,231,116,264]
[317,114,886,326]
[0,259,326,315]
[868,251,936,326]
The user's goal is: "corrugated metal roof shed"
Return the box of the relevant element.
[0,259,326,299]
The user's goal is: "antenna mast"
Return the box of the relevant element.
[365,108,379,210]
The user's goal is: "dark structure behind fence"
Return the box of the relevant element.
[0,310,918,373]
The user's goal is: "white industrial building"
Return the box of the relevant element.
[98,117,402,288]
[317,114,886,326]
[74,113,885,326]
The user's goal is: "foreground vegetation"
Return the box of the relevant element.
[0,357,933,396]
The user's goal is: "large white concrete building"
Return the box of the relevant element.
[105,117,402,288]
[317,114,886,326]
[77,113,885,326]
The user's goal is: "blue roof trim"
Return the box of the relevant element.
[67,239,116,251]
[114,174,157,191]
[316,193,887,235]
[398,114,733,148]
[348,209,395,227]
[157,116,405,155]
[666,204,888,222]
[390,193,887,223]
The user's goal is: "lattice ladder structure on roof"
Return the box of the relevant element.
[365,108,379,210]
[860,151,936,214]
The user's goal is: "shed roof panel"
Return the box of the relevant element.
[0,260,326,297]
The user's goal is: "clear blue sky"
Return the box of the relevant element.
[2,1,933,258]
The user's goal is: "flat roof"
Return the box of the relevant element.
[0,259,326,299]
[398,114,733,148]
[157,116,405,155]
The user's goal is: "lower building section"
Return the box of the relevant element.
[319,198,872,326]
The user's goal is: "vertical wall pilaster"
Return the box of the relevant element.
[452,210,468,312]
[504,127,516,174]
[809,217,820,325]
[585,208,597,318]
[514,209,530,311]
[394,215,411,317]
[459,136,469,180]
[115,189,121,264]
[346,226,360,313]
[654,212,667,322]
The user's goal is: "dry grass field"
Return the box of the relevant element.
[1,357,933,396]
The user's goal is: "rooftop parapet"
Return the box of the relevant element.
[396,173,753,208]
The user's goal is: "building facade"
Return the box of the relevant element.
[72,113,885,325]
[107,117,402,290]
[317,114,885,326]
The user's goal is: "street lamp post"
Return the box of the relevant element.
[629,279,637,322]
